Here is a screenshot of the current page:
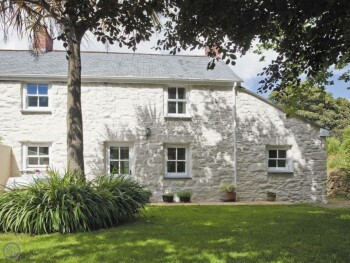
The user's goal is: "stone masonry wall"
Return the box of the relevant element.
[0,81,235,202]
[327,169,350,198]
[236,88,327,203]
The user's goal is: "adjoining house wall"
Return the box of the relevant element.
[236,88,327,203]
[0,81,235,202]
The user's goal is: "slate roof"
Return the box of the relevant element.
[0,50,242,83]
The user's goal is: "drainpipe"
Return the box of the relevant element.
[232,82,238,192]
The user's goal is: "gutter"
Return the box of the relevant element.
[232,82,238,192]
[0,74,242,87]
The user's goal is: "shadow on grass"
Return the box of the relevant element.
[2,205,350,263]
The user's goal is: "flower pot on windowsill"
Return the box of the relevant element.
[162,194,174,203]
[267,192,276,202]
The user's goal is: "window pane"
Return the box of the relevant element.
[28,147,37,156]
[28,157,38,165]
[38,85,48,95]
[39,97,49,107]
[168,148,176,160]
[28,97,38,107]
[269,150,277,158]
[178,102,186,114]
[278,150,287,158]
[177,161,186,173]
[178,88,185,99]
[167,161,176,172]
[177,148,186,160]
[120,161,129,174]
[40,157,50,166]
[120,147,129,159]
[168,87,176,99]
[39,147,49,155]
[110,161,119,174]
[168,102,176,113]
[27,84,37,94]
[278,160,286,167]
[110,147,119,159]
[268,160,276,167]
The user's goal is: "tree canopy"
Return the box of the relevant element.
[0,0,164,174]
[270,84,350,136]
[159,0,350,91]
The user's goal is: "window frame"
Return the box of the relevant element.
[22,83,51,112]
[164,86,191,118]
[266,146,293,173]
[106,143,133,176]
[23,143,51,171]
[164,144,190,178]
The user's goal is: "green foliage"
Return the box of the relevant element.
[0,135,2,144]
[177,190,192,198]
[161,1,350,91]
[162,193,174,197]
[327,126,350,169]
[270,84,350,136]
[220,184,236,193]
[0,171,149,234]
[266,191,276,197]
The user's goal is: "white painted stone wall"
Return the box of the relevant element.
[236,88,327,203]
[0,82,327,202]
[0,81,235,202]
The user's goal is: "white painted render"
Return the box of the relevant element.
[0,81,327,202]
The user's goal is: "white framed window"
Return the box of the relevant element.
[266,146,293,173]
[164,87,190,117]
[164,145,190,178]
[23,144,51,170]
[106,143,132,175]
[23,83,51,110]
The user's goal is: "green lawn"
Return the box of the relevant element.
[1,205,350,262]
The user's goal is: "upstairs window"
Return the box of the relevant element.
[267,147,292,173]
[24,83,50,110]
[166,87,188,116]
[107,145,131,175]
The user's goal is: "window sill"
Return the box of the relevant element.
[164,115,192,121]
[163,176,192,180]
[21,109,52,115]
[268,171,294,175]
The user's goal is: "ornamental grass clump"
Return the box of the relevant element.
[0,170,150,234]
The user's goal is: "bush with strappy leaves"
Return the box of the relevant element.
[0,171,150,234]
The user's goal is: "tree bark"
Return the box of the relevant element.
[66,28,85,175]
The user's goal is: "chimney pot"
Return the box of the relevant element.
[33,27,53,53]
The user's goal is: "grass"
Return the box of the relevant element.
[1,205,350,262]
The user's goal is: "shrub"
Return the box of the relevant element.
[0,170,150,234]
[177,190,192,198]
[220,184,236,193]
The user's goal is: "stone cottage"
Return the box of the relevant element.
[0,48,328,203]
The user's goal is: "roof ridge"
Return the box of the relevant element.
[0,49,207,58]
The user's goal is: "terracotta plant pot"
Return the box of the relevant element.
[162,195,174,203]
[223,192,237,202]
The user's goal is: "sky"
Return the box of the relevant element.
[1,30,349,100]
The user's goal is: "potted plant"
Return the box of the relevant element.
[220,184,237,202]
[266,191,276,201]
[177,190,192,202]
[162,193,174,203]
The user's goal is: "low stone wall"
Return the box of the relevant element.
[327,169,350,198]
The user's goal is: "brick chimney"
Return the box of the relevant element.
[205,46,221,59]
[33,27,53,53]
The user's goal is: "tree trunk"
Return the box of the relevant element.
[67,28,85,175]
